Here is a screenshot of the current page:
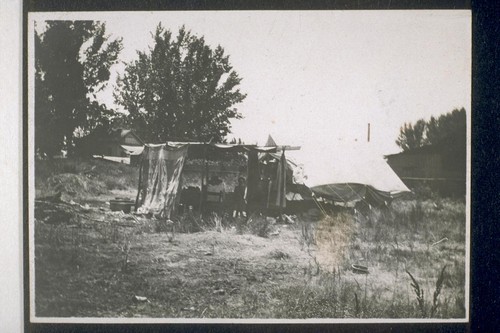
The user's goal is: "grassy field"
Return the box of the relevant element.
[33,158,467,319]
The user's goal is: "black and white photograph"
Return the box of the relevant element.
[27,10,470,323]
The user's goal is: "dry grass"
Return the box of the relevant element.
[33,159,466,319]
[314,212,357,272]
[35,158,138,201]
[284,198,467,318]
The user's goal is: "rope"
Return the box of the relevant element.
[312,195,328,216]
[308,187,328,216]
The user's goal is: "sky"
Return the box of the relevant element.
[31,10,471,163]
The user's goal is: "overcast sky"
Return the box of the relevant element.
[31,10,471,161]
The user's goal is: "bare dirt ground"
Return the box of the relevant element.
[35,205,311,318]
[33,159,467,319]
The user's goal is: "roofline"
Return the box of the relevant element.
[384,144,442,158]
[144,142,300,149]
[125,131,144,145]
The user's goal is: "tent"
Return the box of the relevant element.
[300,143,410,206]
[134,142,288,217]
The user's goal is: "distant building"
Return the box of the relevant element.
[101,128,144,157]
[75,128,144,164]
[385,144,466,197]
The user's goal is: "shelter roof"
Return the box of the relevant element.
[299,143,410,198]
[142,141,299,153]
[108,128,144,145]
[384,144,444,158]
[121,145,145,156]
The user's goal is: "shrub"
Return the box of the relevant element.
[269,250,290,260]
[246,214,273,237]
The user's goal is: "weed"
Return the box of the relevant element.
[120,238,131,272]
[246,213,273,238]
[430,265,447,317]
[300,221,316,248]
[406,269,426,317]
[234,216,247,235]
[269,250,290,261]
[198,212,224,232]
[406,265,448,318]
[173,211,203,233]
[354,292,360,317]
[155,218,175,241]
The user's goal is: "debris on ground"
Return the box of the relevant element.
[266,217,276,224]
[213,289,225,295]
[283,214,297,224]
[37,191,62,203]
[431,237,449,247]
[45,173,107,200]
[133,295,149,303]
[34,200,78,225]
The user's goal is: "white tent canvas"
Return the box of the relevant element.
[297,143,410,205]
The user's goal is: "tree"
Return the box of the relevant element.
[35,21,122,156]
[395,108,466,152]
[396,119,427,151]
[425,108,466,147]
[115,25,246,143]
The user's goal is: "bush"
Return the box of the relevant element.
[246,214,273,238]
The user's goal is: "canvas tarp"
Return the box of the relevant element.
[121,145,145,156]
[135,142,282,216]
[136,144,188,217]
[274,151,287,207]
[301,143,410,206]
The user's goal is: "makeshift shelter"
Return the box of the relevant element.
[134,141,298,217]
[258,150,309,208]
[385,143,466,197]
[135,143,188,217]
[121,144,145,165]
[301,143,410,206]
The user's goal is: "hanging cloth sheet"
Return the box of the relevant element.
[136,144,188,217]
[274,151,287,208]
[246,149,259,206]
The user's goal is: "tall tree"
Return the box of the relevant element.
[35,21,122,156]
[395,119,427,151]
[425,108,466,146]
[115,25,246,143]
[395,108,466,152]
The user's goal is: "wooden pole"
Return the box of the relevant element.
[199,144,207,215]
[134,154,144,212]
[367,123,371,143]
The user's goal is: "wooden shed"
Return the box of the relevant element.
[101,129,144,157]
[385,144,466,197]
